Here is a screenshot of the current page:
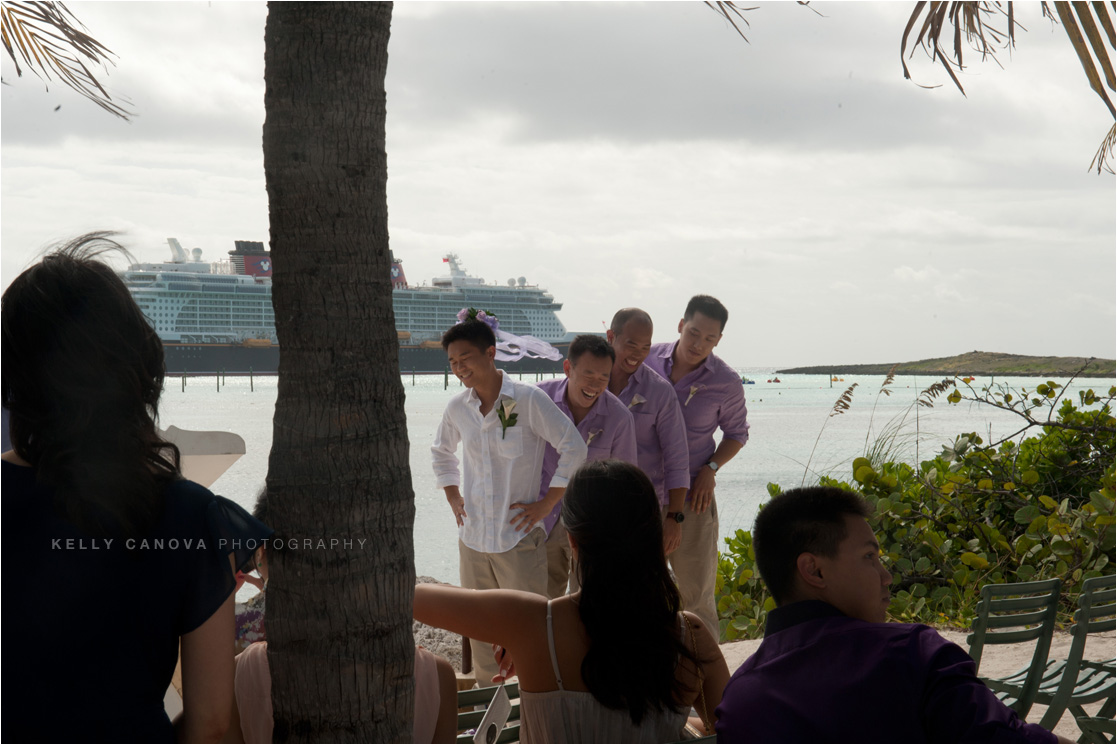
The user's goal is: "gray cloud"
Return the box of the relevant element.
[2,1,1113,367]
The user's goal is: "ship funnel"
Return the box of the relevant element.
[191,248,203,262]
[167,238,189,263]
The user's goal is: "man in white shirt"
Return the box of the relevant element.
[431,317,587,684]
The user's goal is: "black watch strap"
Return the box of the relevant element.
[666,511,685,523]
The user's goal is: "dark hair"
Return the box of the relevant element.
[252,486,269,524]
[752,486,872,604]
[609,308,653,336]
[683,295,728,332]
[568,334,615,365]
[562,460,698,724]
[1,233,180,537]
[440,319,496,353]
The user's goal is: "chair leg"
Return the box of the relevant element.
[1073,699,1116,744]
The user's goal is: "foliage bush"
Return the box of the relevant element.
[716,380,1116,642]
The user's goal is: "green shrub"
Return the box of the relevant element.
[716,382,1116,642]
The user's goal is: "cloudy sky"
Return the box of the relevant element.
[2,1,1113,368]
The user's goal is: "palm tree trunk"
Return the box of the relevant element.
[263,3,415,741]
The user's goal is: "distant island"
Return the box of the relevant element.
[777,351,1116,378]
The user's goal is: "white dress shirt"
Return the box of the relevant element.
[432,371,587,553]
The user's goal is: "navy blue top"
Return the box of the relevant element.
[715,600,1057,744]
[2,461,271,742]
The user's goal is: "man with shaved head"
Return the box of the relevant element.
[607,309,690,556]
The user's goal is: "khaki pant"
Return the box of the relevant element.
[545,519,580,598]
[667,497,720,638]
[458,530,548,684]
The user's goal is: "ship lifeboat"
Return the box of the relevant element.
[241,338,274,348]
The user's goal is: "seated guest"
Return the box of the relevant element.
[221,492,457,744]
[223,643,457,744]
[235,488,269,653]
[415,460,730,743]
[715,486,1073,744]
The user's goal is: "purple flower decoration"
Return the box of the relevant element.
[457,307,500,331]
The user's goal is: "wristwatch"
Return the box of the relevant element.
[706,460,720,473]
[666,512,685,523]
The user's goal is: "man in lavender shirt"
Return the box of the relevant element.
[716,486,1069,744]
[645,294,749,636]
[537,334,637,598]
[606,308,690,556]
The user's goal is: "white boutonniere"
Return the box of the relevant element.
[497,399,518,439]
[586,428,604,446]
[685,385,705,406]
[628,393,647,410]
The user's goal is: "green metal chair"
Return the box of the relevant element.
[1074,715,1116,744]
[456,682,521,744]
[967,578,1062,718]
[1031,575,1115,740]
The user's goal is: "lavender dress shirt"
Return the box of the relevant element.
[715,600,1058,744]
[536,378,637,533]
[612,363,691,505]
[645,342,749,483]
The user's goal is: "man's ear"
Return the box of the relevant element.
[485,345,497,362]
[677,318,685,334]
[605,329,615,344]
[796,552,826,591]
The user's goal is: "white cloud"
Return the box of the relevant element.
[2,1,1113,367]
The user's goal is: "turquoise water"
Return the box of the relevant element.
[159,369,1115,584]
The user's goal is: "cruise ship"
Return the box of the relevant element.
[121,239,573,375]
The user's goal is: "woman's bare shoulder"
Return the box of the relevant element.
[2,450,31,466]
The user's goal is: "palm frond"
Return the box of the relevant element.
[1,1,131,119]
[1049,0,1115,115]
[901,1,1018,96]
[705,1,757,43]
[1090,122,1116,174]
[797,2,826,18]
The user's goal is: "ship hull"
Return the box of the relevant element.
[163,343,281,375]
[161,342,567,375]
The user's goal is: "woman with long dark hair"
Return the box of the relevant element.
[414,459,729,742]
[2,234,269,743]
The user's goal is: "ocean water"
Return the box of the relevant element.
[159,369,1115,585]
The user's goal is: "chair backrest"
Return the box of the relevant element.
[967,578,1061,711]
[967,578,1062,666]
[457,683,521,744]
[1037,575,1117,730]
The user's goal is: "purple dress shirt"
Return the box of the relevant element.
[645,342,749,483]
[612,363,690,505]
[715,600,1058,744]
[536,378,637,532]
